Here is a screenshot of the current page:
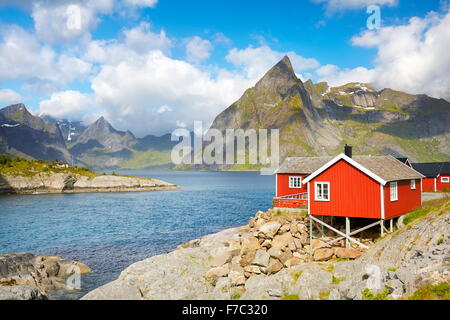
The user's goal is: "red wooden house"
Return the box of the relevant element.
[274,148,424,248]
[275,153,423,219]
[412,162,450,192]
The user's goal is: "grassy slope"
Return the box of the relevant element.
[0,154,156,181]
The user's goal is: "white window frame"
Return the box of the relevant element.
[314,182,330,201]
[441,177,449,183]
[289,176,302,188]
[410,179,416,190]
[390,182,398,202]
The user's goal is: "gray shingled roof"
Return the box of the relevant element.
[277,155,424,182]
[277,156,333,174]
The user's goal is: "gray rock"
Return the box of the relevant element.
[0,285,47,300]
[252,250,270,268]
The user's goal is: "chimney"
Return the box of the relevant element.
[344,144,353,158]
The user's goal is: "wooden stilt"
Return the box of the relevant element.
[309,215,369,249]
[390,219,393,233]
[309,214,313,247]
[381,220,385,237]
[345,217,350,248]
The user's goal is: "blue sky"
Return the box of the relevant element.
[0,0,449,136]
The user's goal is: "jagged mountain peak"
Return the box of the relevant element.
[255,55,300,89]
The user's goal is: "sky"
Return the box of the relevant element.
[0,0,449,137]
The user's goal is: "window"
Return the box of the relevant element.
[442,177,449,183]
[390,182,398,201]
[315,182,330,201]
[289,176,302,188]
[410,180,416,190]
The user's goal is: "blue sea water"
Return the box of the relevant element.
[0,170,274,299]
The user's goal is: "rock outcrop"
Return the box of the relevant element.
[0,253,91,300]
[82,203,449,300]
[0,172,179,194]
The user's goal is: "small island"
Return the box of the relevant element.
[0,154,180,194]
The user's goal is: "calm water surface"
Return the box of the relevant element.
[0,170,274,299]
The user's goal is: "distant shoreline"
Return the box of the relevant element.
[0,185,181,195]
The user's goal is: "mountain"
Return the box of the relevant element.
[0,104,71,162]
[69,117,175,169]
[202,56,450,169]
[42,115,86,143]
[0,106,176,170]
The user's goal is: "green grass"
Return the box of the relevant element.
[0,154,99,179]
[332,276,345,284]
[0,153,155,181]
[408,282,450,300]
[230,292,241,300]
[280,294,299,300]
[119,149,172,169]
[403,197,450,225]
[361,288,390,300]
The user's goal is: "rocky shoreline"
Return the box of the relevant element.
[82,205,449,300]
[0,253,91,300]
[0,172,180,194]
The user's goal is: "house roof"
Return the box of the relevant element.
[276,156,333,174]
[412,162,450,177]
[279,154,424,185]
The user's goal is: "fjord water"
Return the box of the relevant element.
[0,170,274,299]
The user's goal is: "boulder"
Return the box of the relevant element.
[334,248,362,260]
[271,233,294,250]
[0,285,47,300]
[243,266,261,274]
[241,237,260,252]
[204,266,229,285]
[278,250,294,265]
[252,250,270,268]
[284,257,303,268]
[266,258,283,274]
[228,266,246,286]
[313,248,334,261]
[238,250,256,267]
[258,221,281,239]
[267,247,283,259]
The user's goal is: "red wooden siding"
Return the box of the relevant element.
[437,175,450,191]
[309,160,382,219]
[422,178,436,192]
[384,179,421,219]
[276,173,308,197]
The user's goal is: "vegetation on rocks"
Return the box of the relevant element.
[0,154,99,179]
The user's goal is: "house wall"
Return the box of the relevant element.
[422,177,436,192]
[437,175,450,191]
[308,160,382,219]
[276,173,308,197]
[383,179,422,219]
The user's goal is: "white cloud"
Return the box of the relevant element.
[123,22,172,55]
[226,45,320,80]
[312,0,397,13]
[213,32,232,45]
[30,0,115,43]
[83,23,172,65]
[123,0,158,8]
[350,11,450,99]
[90,51,253,136]
[0,89,23,105]
[39,90,94,119]
[185,36,213,64]
[0,26,92,93]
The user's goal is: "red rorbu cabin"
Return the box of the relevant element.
[274,151,424,220]
[274,149,425,248]
[412,162,450,192]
